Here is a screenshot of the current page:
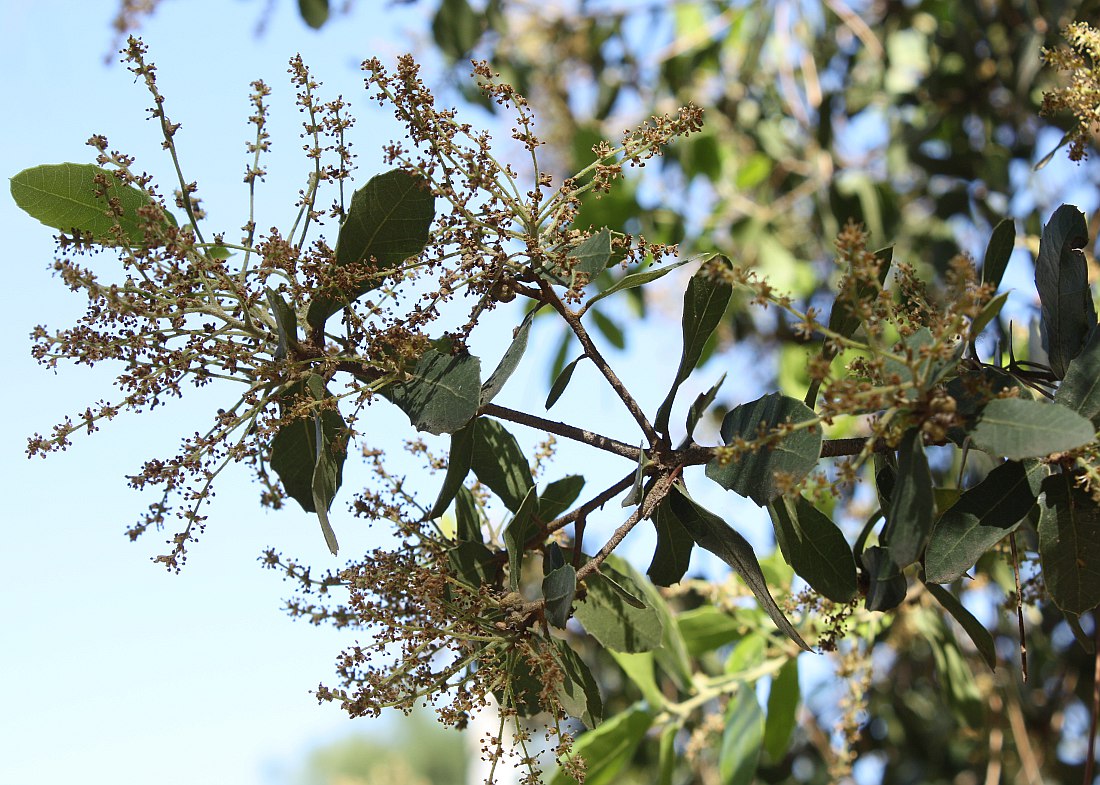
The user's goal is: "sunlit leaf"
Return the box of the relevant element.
[549,704,654,785]
[719,684,764,785]
[586,257,693,308]
[970,398,1095,459]
[380,348,481,435]
[574,570,663,653]
[763,658,800,762]
[553,638,602,728]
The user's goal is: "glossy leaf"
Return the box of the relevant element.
[503,488,539,590]
[265,288,300,361]
[427,420,475,520]
[380,348,481,435]
[549,704,654,785]
[1054,326,1100,424]
[970,398,1094,459]
[924,581,996,670]
[297,0,329,28]
[553,638,602,728]
[269,375,346,555]
[10,163,176,245]
[1035,204,1095,379]
[686,373,726,439]
[669,487,810,650]
[981,217,1016,291]
[481,307,538,406]
[925,460,1041,583]
[574,570,663,653]
[768,494,857,602]
[538,475,586,522]
[763,658,800,762]
[471,418,535,512]
[586,257,692,308]
[307,169,435,329]
[719,684,765,785]
[1038,472,1100,615]
[706,392,821,506]
[647,496,694,587]
[543,563,577,628]
[654,257,733,435]
[545,355,584,410]
[882,429,934,569]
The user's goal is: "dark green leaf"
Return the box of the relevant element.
[610,556,693,689]
[686,373,726,439]
[454,485,482,544]
[647,497,694,587]
[307,169,435,329]
[432,0,483,61]
[569,228,613,279]
[915,611,985,727]
[503,488,539,590]
[538,475,585,523]
[705,393,821,506]
[265,288,299,361]
[380,349,481,435]
[269,375,346,555]
[669,487,810,650]
[1055,326,1100,424]
[10,163,176,245]
[447,540,495,587]
[575,571,663,652]
[498,646,544,717]
[589,308,625,349]
[481,307,539,406]
[971,398,1095,459]
[1035,204,1095,378]
[923,581,996,670]
[981,218,1016,291]
[676,606,745,656]
[925,460,1041,583]
[861,546,906,611]
[1065,612,1096,653]
[297,0,329,28]
[621,447,650,508]
[543,564,577,629]
[719,684,764,785]
[471,418,535,512]
[586,257,693,308]
[763,658,800,762]
[428,420,476,520]
[970,291,1009,339]
[546,355,584,410]
[1039,472,1100,615]
[654,257,734,435]
[553,638,602,727]
[768,494,857,602]
[882,429,934,569]
[549,705,654,785]
[882,327,961,397]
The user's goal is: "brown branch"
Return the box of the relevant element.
[544,470,637,536]
[479,402,641,461]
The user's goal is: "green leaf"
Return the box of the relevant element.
[763,658,800,762]
[553,638,602,728]
[676,606,745,655]
[925,460,1041,583]
[589,308,625,349]
[767,494,857,602]
[307,169,435,329]
[431,0,483,61]
[575,571,663,653]
[380,349,481,435]
[1035,204,1095,379]
[471,418,535,512]
[882,327,960,397]
[686,373,726,439]
[265,288,300,361]
[914,610,985,728]
[447,540,495,587]
[503,488,539,590]
[725,633,767,675]
[970,291,1009,339]
[669,487,810,650]
[609,651,665,710]
[427,420,476,520]
[1039,472,1100,615]
[1055,326,1100,424]
[981,218,1016,291]
[481,307,539,406]
[568,228,613,280]
[970,398,1095,459]
[610,556,693,689]
[621,446,650,508]
[882,429,934,569]
[861,546,906,612]
[543,563,577,628]
[538,475,586,522]
[586,257,693,308]
[546,355,584,410]
[923,581,996,670]
[705,393,821,506]
[827,245,893,340]
[656,724,677,785]
[719,684,765,785]
[10,163,176,245]
[550,704,654,785]
[654,258,734,435]
[297,0,329,28]
[647,496,695,587]
[454,485,483,544]
[269,375,346,555]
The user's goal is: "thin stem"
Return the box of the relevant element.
[479,403,641,461]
